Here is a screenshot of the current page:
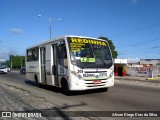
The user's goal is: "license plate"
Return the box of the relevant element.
[99,73,107,77]
[94,80,101,84]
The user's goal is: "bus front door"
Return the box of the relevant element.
[52,44,58,86]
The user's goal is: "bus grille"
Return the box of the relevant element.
[84,79,107,87]
[83,70,108,87]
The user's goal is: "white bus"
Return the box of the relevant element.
[0,59,8,74]
[26,36,114,93]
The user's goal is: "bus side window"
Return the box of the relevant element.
[27,49,32,61]
[61,46,67,59]
[32,47,39,61]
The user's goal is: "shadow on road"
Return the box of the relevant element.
[25,80,37,86]
[23,102,88,119]
[25,80,108,96]
[25,80,61,93]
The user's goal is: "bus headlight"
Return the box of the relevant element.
[109,71,114,78]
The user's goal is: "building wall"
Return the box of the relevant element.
[127,67,152,77]
[127,66,160,77]
[114,59,127,64]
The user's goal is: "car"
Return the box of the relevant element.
[0,67,8,74]
[20,67,26,74]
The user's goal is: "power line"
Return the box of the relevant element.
[108,21,160,38]
[117,37,160,48]
[119,45,160,53]
[108,21,160,48]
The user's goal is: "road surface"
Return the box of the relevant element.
[0,71,160,120]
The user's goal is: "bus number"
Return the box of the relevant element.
[60,68,64,74]
[77,69,83,73]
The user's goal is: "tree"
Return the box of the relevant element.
[98,36,118,58]
[8,55,25,69]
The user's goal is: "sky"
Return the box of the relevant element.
[1,0,160,61]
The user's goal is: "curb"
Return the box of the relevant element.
[115,77,160,86]
[147,77,160,80]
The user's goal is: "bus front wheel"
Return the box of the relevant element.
[61,80,72,95]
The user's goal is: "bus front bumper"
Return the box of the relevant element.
[69,74,114,91]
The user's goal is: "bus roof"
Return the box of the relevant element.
[26,35,106,49]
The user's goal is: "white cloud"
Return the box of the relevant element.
[0,48,18,60]
[10,28,22,35]
[131,0,138,4]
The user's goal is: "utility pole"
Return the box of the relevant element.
[38,15,62,40]
[11,58,12,69]
[21,57,22,68]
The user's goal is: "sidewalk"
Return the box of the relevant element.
[115,76,160,85]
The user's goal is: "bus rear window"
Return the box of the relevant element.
[27,47,39,61]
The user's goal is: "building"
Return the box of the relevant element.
[140,59,160,66]
[114,59,127,76]
[127,59,160,77]
[114,59,160,77]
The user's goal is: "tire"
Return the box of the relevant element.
[61,80,72,96]
[35,75,42,88]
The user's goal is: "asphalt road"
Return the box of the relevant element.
[0,71,160,120]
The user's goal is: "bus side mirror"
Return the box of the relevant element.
[59,41,65,47]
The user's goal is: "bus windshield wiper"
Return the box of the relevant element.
[99,58,107,66]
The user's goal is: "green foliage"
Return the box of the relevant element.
[8,55,25,69]
[98,36,118,58]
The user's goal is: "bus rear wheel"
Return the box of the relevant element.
[35,75,42,87]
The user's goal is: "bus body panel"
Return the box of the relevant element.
[26,61,40,81]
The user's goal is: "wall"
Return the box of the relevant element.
[127,67,152,77]
[127,66,160,77]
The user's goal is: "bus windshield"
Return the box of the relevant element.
[67,37,113,68]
